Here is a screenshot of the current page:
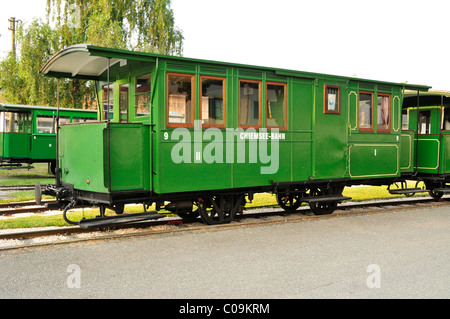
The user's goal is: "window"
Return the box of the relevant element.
[377,94,390,132]
[72,117,97,123]
[359,92,373,131]
[37,116,55,133]
[36,116,70,133]
[3,112,18,133]
[442,108,450,131]
[266,82,286,129]
[119,84,129,122]
[324,85,340,114]
[402,110,409,130]
[167,73,194,127]
[0,112,4,133]
[102,83,113,120]
[418,110,431,134]
[239,80,261,128]
[135,74,151,117]
[2,112,32,133]
[200,76,225,127]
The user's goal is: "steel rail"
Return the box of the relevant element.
[0,196,447,244]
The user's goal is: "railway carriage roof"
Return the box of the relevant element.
[40,43,430,92]
[0,103,96,113]
[402,90,450,108]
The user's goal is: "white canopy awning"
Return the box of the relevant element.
[40,44,156,80]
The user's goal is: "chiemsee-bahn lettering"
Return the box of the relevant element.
[167,120,284,174]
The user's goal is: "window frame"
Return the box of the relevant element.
[324,84,341,114]
[166,72,195,128]
[118,82,129,123]
[442,107,450,131]
[200,75,226,129]
[266,81,287,130]
[358,91,374,132]
[418,109,431,134]
[376,93,391,133]
[134,73,152,118]
[238,79,262,129]
[101,83,114,121]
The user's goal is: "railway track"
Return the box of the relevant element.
[0,199,57,215]
[0,185,36,191]
[0,184,56,192]
[0,196,448,250]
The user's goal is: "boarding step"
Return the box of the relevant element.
[302,195,352,203]
[432,188,450,194]
[388,188,429,195]
[78,211,164,229]
[0,164,34,170]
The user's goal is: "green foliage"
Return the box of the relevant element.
[46,0,183,54]
[0,19,59,106]
[0,0,183,108]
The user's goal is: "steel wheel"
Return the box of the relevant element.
[176,205,200,221]
[198,195,240,225]
[425,181,444,201]
[276,193,302,212]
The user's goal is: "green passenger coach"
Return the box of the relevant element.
[0,104,97,174]
[37,44,433,227]
[399,91,450,199]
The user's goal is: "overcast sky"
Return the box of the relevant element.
[1,0,448,89]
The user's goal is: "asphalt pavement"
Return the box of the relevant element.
[0,205,449,299]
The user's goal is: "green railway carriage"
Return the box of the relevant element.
[38,44,431,226]
[0,104,97,174]
[399,91,450,199]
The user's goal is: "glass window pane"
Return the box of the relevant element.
[201,77,225,126]
[37,116,55,133]
[402,110,409,130]
[8,113,19,133]
[377,95,390,132]
[168,74,194,125]
[119,84,129,122]
[359,93,373,130]
[266,83,285,128]
[135,74,151,117]
[325,86,340,114]
[442,108,450,131]
[102,84,113,120]
[3,112,17,132]
[240,81,260,127]
[418,110,431,134]
[0,112,4,133]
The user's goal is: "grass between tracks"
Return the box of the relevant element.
[0,165,426,229]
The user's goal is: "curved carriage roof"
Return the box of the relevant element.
[40,44,430,92]
[402,90,450,108]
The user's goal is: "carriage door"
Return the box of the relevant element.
[314,82,348,179]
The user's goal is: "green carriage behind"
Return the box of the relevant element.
[399,91,450,199]
[0,103,97,174]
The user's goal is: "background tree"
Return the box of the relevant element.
[0,0,183,108]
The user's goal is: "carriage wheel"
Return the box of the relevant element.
[425,181,444,201]
[198,195,242,225]
[276,193,302,212]
[176,203,200,221]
